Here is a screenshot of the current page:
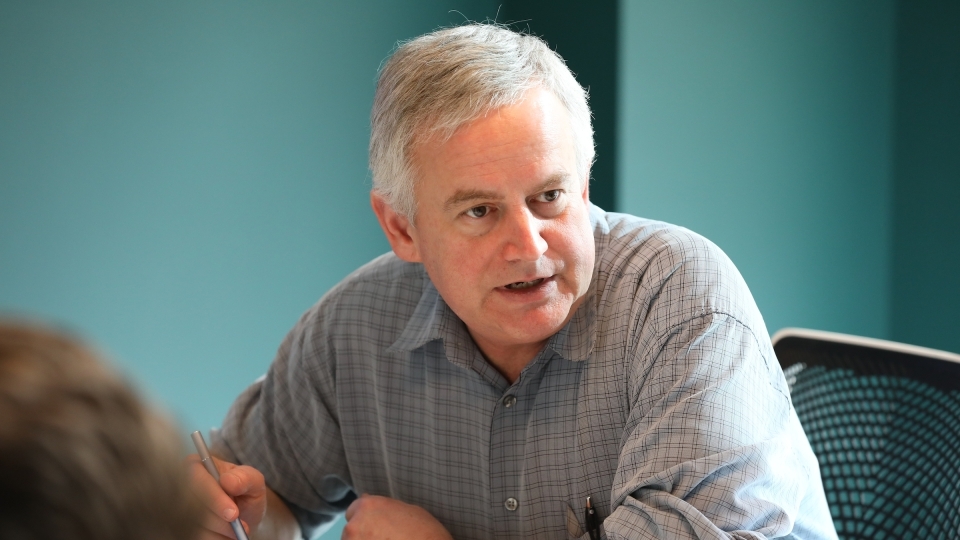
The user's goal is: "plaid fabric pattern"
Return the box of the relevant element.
[213,205,837,540]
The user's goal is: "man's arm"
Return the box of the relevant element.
[211,299,361,538]
[581,222,837,539]
[601,312,835,539]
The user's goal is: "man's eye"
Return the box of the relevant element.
[465,206,489,218]
[539,190,561,202]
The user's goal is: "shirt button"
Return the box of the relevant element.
[503,395,517,408]
[504,497,519,511]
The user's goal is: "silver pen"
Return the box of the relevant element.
[191,431,251,540]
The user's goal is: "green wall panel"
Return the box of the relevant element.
[617,0,896,340]
[500,0,619,211]
[891,0,960,353]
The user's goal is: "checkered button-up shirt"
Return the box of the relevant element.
[213,205,837,540]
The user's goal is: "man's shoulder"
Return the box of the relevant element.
[593,208,733,281]
[307,252,428,329]
[339,251,427,290]
[590,207,762,330]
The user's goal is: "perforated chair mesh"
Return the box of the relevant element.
[776,334,960,539]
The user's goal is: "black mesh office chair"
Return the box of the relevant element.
[772,328,960,539]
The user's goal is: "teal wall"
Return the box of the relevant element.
[618,1,897,340]
[891,0,960,354]
[0,0,495,432]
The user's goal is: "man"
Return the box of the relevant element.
[0,321,201,540]
[192,24,837,539]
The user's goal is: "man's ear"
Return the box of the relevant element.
[370,192,422,262]
[581,174,590,203]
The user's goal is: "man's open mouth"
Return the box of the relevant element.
[504,278,545,290]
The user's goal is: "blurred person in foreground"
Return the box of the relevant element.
[0,321,201,540]
[191,23,837,540]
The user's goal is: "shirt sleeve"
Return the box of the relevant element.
[211,303,356,539]
[599,229,836,539]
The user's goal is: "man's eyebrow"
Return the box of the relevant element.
[529,173,570,194]
[444,188,500,212]
[443,173,572,212]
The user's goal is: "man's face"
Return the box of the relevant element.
[392,87,595,367]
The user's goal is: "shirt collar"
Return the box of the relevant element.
[386,271,446,354]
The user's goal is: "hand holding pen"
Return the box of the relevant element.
[188,431,267,540]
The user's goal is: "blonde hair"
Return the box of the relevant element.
[370,23,595,219]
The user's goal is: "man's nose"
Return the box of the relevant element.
[502,208,548,262]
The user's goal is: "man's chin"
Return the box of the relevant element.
[504,309,574,343]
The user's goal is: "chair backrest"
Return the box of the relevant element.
[772,328,960,540]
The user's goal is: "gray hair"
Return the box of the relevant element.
[370,23,595,219]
